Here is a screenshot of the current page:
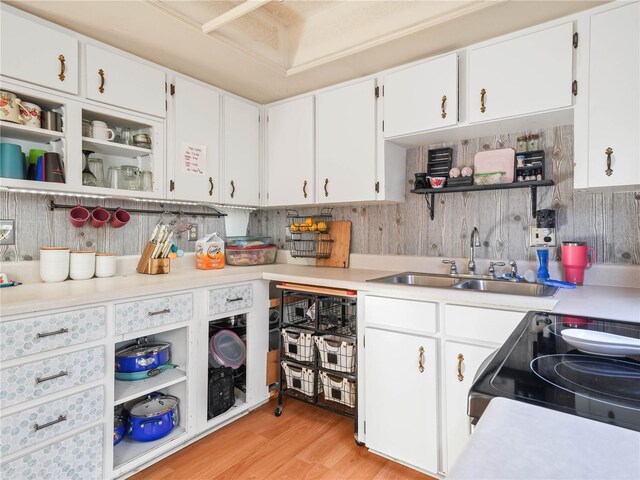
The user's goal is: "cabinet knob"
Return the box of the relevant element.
[303,180,308,199]
[230,180,236,199]
[324,178,329,197]
[605,147,613,176]
[441,94,447,119]
[480,88,486,113]
[418,346,425,373]
[58,55,66,82]
[98,69,105,94]
[457,353,465,382]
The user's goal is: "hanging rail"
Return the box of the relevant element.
[48,200,227,217]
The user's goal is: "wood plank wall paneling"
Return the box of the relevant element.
[0,194,226,261]
[248,125,640,265]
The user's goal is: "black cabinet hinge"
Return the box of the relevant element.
[573,32,579,48]
[382,120,384,132]
[572,80,578,96]
[170,84,175,96]
[375,181,380,193]
[169,179,175,192]
[375,86,380,98]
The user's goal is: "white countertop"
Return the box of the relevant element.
[448,397,640,480]
[1,262,639,321]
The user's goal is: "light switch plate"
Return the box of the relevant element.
[529,226,556,247]
[0,220,15,245]
[188,224,198,241]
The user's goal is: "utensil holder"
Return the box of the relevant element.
[136,242,170,275]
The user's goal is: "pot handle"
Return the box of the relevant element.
[139,417,165,429]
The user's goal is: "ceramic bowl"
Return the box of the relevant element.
[429,177,447,188]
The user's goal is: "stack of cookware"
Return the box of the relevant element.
[114,392,180,444]
[114,338,176,380]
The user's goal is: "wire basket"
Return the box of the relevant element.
[283,295,356,336]
[285,208,334,259]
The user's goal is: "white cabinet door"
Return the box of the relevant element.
[365,327,438,474]
[170,77,220,203]
[85,45,165,118]
[0,9,78,94]
[222,96,260,206]
[586,2,640,189]
[384,53,458,137]
[266,96,315,206]
[443,341,496,475]
[468,23,574,123]
[317,79,377,204]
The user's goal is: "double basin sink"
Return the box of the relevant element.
[368,272,558,297]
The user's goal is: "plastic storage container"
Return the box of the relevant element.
[225,236,273,248]
[314,335,356,373]
[281,328,315,363]
[225,244,277,266]
[319,371,356,407]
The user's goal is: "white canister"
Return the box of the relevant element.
[95,252,116,278]
[69,250,96,280]
[39,247,70,283]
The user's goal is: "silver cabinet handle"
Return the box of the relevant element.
[34,415,67,431]
[35,371,68,384]
[36,328,69,339]
[148,308,170,316]
[226,297,243,303]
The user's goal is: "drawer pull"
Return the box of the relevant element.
[480,88,486,113]
[457,353,465,382]
[58,54,66,81]
[36,328,69,339]
[418,346,425,373]
[605,147,613,176]
[35,370,68,384]
[441,94,447,119]
[148,308,171,316]
[226,297,243,303]
[230,180,236,199]
[98,68,105,93]
[34,415,67,432]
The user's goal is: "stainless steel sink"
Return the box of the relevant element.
[367,272,461,288]
[453,279,558,297]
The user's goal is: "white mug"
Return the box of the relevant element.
[95,252,116,278]
[40,247,70,283]
[92,126,115,141]
[69,250,96,280]
[20,101,42,128]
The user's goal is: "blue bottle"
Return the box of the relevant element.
[536,248,550,282]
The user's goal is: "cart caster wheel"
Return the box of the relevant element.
[355,439,364,446]
[274,407,283,417]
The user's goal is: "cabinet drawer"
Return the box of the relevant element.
[208,284,253,316]
[364,296,437,333]
[0,386,104,457]
[0,346,105,409]
[1,306,106,361]
[0,425,103,480]
[444,305,525,344]
[115,293,192,335]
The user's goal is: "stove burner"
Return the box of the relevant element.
[531,354,640,409]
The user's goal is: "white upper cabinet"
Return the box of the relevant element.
[383,53,458,138]
[317,79,377,204]
[266,96,315,206]
[222,96,260,206]
[170,77,220,203]
[468,22,574,123]
[1,9,78,94]
[585,2,639,190]
[85,45,166,118]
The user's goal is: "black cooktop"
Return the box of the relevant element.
[468,311,640,431]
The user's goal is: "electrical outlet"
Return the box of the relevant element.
[529,226,557,247]
[188,224,199,241]
[0,220,15,245]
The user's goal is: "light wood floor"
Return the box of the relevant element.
[132,398,433,480]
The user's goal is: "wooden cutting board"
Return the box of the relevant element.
[316,220,351,268]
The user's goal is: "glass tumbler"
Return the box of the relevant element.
[88,158,105,187]
[108,167,123,189]
[140,171,153,191]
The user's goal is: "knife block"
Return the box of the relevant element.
[136,242,170,275]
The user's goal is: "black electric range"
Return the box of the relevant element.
[468,311,640,431]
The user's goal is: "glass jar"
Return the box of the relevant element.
[516,135,528,153]
[527,134,540,151]
[121,165,140,190]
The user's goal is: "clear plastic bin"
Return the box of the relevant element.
[225,244,276,266]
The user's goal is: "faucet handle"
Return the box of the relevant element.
[442,259,458,275]
[508,260,518,277]
[488,261,505,278]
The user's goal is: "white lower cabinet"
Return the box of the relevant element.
[442,341,496,475]
[365,327,439,474]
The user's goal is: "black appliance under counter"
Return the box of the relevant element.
[469,311,640,431]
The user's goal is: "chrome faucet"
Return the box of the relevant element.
[468,227,481,275]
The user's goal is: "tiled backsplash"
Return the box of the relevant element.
[0,193,226,261]
[248,125,640,265]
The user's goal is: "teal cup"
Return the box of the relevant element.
[0,143,25,179]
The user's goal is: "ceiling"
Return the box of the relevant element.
[7,1,605,104]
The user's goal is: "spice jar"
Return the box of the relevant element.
[516,135,528,153]
[527,134,540,151]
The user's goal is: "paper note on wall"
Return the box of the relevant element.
[182,143,206,176]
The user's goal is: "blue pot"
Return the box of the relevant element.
[127,394,179,442]
[114,415,126,446]
[115,340,170,373]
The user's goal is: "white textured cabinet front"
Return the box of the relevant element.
[208,284,253,316]
[365,327,438,474]
[0,425,103,480]
[115,292,193,334]
[0,8,79,94]
[468,22,574,123]
[85,44,166,117]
